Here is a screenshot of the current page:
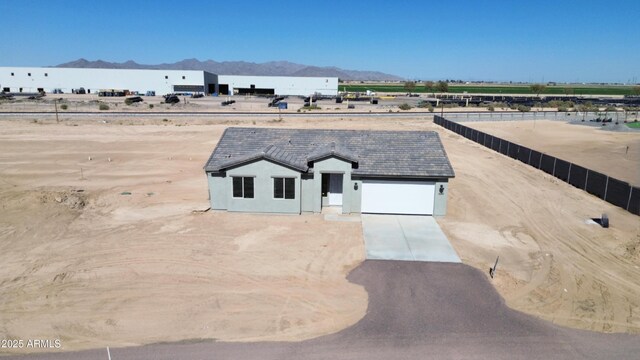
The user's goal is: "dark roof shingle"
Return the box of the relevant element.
[204,128,455,178]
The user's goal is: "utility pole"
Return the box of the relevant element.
[54,99,59,123]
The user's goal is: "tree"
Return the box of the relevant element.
[403,81,416,94]
[530,84,546,97]
[632,86,640,96]
[424,81,435,94]
[564,87,574,95]
[435,81,449,93]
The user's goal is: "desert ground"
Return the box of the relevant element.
[0,114,639,354]
[466,120,640,186]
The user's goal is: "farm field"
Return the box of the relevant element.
[0,115,639,354]
[342,84,637,96]
[465,120,640,186]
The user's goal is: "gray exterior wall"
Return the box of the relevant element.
[433,180,449,216]
[301,175,315,212]
[208,173,228,210]
[206,158,449,216]
[350,179,362,213]
[207,159,301,214]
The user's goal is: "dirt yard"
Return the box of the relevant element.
[0,115,639,353]
[466,120,640,186]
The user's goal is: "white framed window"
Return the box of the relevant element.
[232,177,254,198]
[273,177,295,199]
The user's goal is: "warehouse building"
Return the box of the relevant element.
[0,67,338,96]
[204,128,455,215]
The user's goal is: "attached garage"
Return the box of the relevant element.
[361,180,435,215]
[205,128,454,215]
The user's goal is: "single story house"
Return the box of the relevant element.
[204,127,455,215]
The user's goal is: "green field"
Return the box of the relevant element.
[341,84,635,96]
[626,121,640,128]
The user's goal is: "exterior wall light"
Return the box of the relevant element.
[354,183,359,190]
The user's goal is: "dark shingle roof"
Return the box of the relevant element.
[204,127,455,178]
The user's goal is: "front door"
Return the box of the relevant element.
[328,174,343,206]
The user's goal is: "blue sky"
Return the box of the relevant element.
[1,0,638,83]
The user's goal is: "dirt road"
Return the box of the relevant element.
[5,261,640,360]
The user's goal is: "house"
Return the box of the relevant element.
[204,128,455,215]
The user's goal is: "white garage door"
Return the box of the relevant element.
[361,180,435,215]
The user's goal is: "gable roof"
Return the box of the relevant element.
[216,144,309,172]
[306,142,359,163]
[205,127,455,178]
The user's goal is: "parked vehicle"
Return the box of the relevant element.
[191,93,204,98]
[125,96,143,104]
[268,96,285,107]
[145,91,156,96]
[52,88,64,94]
[164,94,180,104]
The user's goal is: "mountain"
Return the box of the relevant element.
[55,58,403,81]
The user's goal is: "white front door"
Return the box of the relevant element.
[328,174,343,206]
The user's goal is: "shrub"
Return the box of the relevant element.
[124,98,133,105]
[517,105,531,112]
[149,104,154,109]
[99,103,109,111]
[398,103,412,111]
[428,104,434,112]
[60,104,68,110]
[487,105,495,112]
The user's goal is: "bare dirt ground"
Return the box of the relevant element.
[1,115,639,354]
[466,120,640,186]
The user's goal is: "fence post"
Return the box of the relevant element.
[603,176,610,200]
[538,153,543,169]
[552,158,557,176]
[627,187,634,211]
[584,170,589,191]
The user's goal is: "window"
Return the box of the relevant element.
[27,73,31,76]
[45,73,48,77]
[274,177,295,199]
[182,76,185,79]
[232,177,254,198]
[165,75,168,79]
[11,72,14,76]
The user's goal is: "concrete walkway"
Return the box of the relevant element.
[361,215,460,262]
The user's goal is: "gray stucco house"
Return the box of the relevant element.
[204,127,455,215]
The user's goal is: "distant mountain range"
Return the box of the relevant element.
[54,58,404,81]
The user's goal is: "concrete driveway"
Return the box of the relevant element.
[361,215,460,262]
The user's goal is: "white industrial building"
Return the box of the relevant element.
[0,67,338,96]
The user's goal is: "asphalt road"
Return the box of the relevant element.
[6,261,640,359]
